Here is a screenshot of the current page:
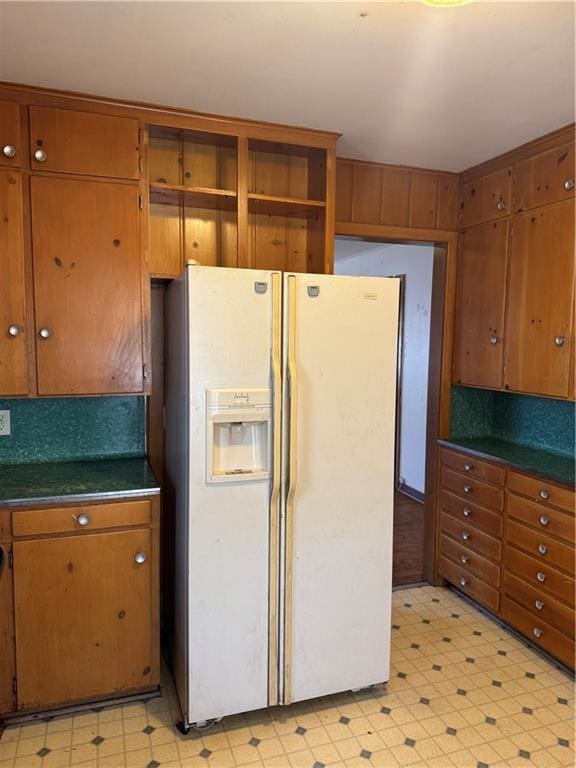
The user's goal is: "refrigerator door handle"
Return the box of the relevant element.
[283,274,299,705]
[268,272,282,706]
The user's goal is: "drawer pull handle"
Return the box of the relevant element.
[564,179,575,191]
[463,484,472,494]
[554,335,565,348]
[539,515,550,526]
[536,571,546,582]
[459,577,468,587]
[34,149,47,163]
[533,627,543,638]
[76,513,90,527]
[539,489,550,500]
[2,144,16,158]
[8,325,22,337]
[534,600,544,610]
[463,508,471,517]
[496,199,507,211]
[463,463,473,472]
[460,554,469,564]
[538,544,548,555]
[134,552,147,565]
[461,531,470,541]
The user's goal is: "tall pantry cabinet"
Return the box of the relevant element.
[453,130,575,399]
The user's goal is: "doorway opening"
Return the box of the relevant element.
[334,236,437,585]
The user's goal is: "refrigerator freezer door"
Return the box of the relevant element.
[167,266,281,725]
[282,273,399,704]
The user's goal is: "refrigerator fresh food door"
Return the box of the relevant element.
[167,265,282,725]
[281,273,399,704]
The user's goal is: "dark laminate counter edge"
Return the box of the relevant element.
[438,439,575,489]
[0,487,160,508]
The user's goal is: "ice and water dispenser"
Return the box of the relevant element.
[206,389,271,483]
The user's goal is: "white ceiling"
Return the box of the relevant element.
[0,1,574,172]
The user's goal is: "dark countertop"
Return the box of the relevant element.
[439,438,575,488]
[0,457,160,506]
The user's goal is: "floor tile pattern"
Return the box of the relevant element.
[0,586,573,768]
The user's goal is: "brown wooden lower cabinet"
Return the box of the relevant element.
[438,445,575,669]
[0,495,160,718]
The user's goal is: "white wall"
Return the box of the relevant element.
[334,240,434,495]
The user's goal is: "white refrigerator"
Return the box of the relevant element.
[166,264,399,730]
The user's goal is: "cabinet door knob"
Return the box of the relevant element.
[539,514,550,526]
[38,327,52,339]
[463,484,472,493]
[539,489,550,500]
[554,336,565,347]
[533,627,543,638]
[76,513,90,527]
[538,543,548,555]
[463,508,471,517]
[463,463,473,472]
[2,144,16,158]
[34,149,47,163]
[460,554,469,564]
[459,577,468,587]
[564,179,575,191]
[461,531,470,541]
[134,552,147,564]
[490,335,501,345]
[7,325,21,337]
[536,571,546,582]
[496,199,507,211]
[534,600,544,610]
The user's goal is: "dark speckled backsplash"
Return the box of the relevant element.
[0,397,145,464]
[451,386,575,458]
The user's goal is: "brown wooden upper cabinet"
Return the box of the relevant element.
[0,170,28,395]
[460,167,512,228]
[505,199,574,398]
[0,101,21,168]
[453,220,509,389]
[30,176,144,395]
[29,106,140,179]
[514,142,575,213]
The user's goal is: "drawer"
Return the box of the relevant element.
[439,534,500,586]
[441,468,504,511]
[506,519,574,576]
[439,555,500,613]
[507,471,574,514]
[501,595,574,669]
[441,490,503,536]
[503,571,575,638]
[505,546,574,606]
[440,511,502,561]
[440,449,505,486]
[12,500,151,537]
[508,493,574,545]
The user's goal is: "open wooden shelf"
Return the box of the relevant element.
[248,193,325,218]
[150,183,237,212]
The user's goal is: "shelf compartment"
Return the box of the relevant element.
[248,193,325,218]
[150,184,237,212]
[248,139,327,202]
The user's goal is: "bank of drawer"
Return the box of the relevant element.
[12,499,151,537]
[439,534,500,586]
[440,468,504,511]
[440,449,505,486]
[507,471,574,514]
[502,571,575,638]
[506,519,574,575]
[440,511,502,561]
[439,555,499,613]
[505,547,574,605]
[501,595,575,669]
[508,493,574,545]
[441,490,503,536]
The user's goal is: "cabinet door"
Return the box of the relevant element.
[0,101,21,168]
[31,176,144,395]
[505,200,575,397]
[514,142,575,212]
[0,171,28,395]
[460,167,512,228]
[0,531,16,715]
[453,220,509,388]
[29,106,139,179]
[14,529,152,709]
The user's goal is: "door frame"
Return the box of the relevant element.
[334,222,458,583]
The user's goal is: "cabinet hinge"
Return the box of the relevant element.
[162,405,166,430]
[8,547,13,569]
[12,678,16,695]
[143,363,149,380]
[139,156,144,173]
[139,194,144,211]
